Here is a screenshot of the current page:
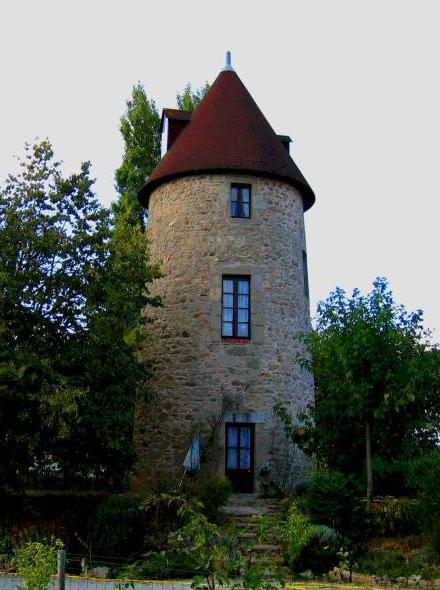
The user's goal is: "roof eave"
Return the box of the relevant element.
[138,169,315,211]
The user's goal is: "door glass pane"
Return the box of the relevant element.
[238,280,249,294]
[240,428,251,448]
[240,448,250,469]
[242,203,250,217]
[223,280,234,294]
[227,427,238,446]
[238,294,249,308]
[238,309,248,323]
[222,308,233,322]
[238,323,249,337]
[227,448,238,469]
[223,294,233,307]
[222,322,233,336]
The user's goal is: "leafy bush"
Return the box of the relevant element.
[140,551,198,578]
[13,539,62,590]
[297,525,342,573]
[88,495,143,556]
[408,450,440,554]
[305,471,355,533]
[282,500,313,568]
[8,520,65,550]
[370,496,418,536]
[190,474,233,521]
[141,492,204,551]
[409,451,440,512]
[169,505,237,589]
[430,519,440,558]
[357,547,440,580]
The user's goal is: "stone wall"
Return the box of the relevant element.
[133,173,314,492]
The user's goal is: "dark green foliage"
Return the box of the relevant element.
[176,82,210,112]
[88,496,143,556]
[141,493,192,550]
[296,278,440,501]
[297,525,342,573]
[114,83,160,230]
[369,496,418,536]
[168,504,238,590]
[305,471,357,534]
[357,546,440,580]
[190,474,233,522]
[408,450,440,554]
[430,520,440,559]
[281,500,313,569]
[282,500,343,574]
[140,551,198,578]
[408,450,440,517]
[0,139,160,490]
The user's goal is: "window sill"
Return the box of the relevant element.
[221,337,251,345]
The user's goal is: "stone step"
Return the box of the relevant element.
[224,505,265,517]
[227,493,259,504]
[252,544,282,554]
[249,554,284,566]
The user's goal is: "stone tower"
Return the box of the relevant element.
[134,57,315,493]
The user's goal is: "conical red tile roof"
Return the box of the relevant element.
[139,69,315,210]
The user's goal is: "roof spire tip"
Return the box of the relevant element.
[222,50,234,71]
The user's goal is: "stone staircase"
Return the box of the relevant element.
[224,494,286,575]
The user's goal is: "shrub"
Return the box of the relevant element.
[357,546,440,580]
[282,500,313,569]
[409,451,440,513]
[8,520,65,550]
[13,539,62,590]
[305,471,353,530]
[297,525,342,573]
[140,551,197,578]
[408,450,440,554]
[370,496,418,536]
[190,473,233,521]
[88,495,143,556]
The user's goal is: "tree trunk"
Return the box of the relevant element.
[366,419,373,510]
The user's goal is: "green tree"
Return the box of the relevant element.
[298,278,439,507]
[114,83,160,230]
[0,139,110,486]
[0,139,160,489]
[176,82,210,111]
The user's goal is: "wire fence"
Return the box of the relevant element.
[0,576,392,590]
[0,551,432,590]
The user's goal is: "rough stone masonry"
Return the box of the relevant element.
[133,173,314,492]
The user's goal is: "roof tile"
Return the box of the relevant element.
[139,70,315,210]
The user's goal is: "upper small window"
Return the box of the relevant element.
[231,183,251,218]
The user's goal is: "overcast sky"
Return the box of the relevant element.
[1,0,439,342]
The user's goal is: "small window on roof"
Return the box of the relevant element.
[231,183,251,218]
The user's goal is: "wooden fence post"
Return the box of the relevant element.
[57,549,66,590]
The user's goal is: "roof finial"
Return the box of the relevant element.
[222,50,234,71]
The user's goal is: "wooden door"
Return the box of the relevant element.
[225,423,254,493]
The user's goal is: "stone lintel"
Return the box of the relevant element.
[223,412,266,424]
